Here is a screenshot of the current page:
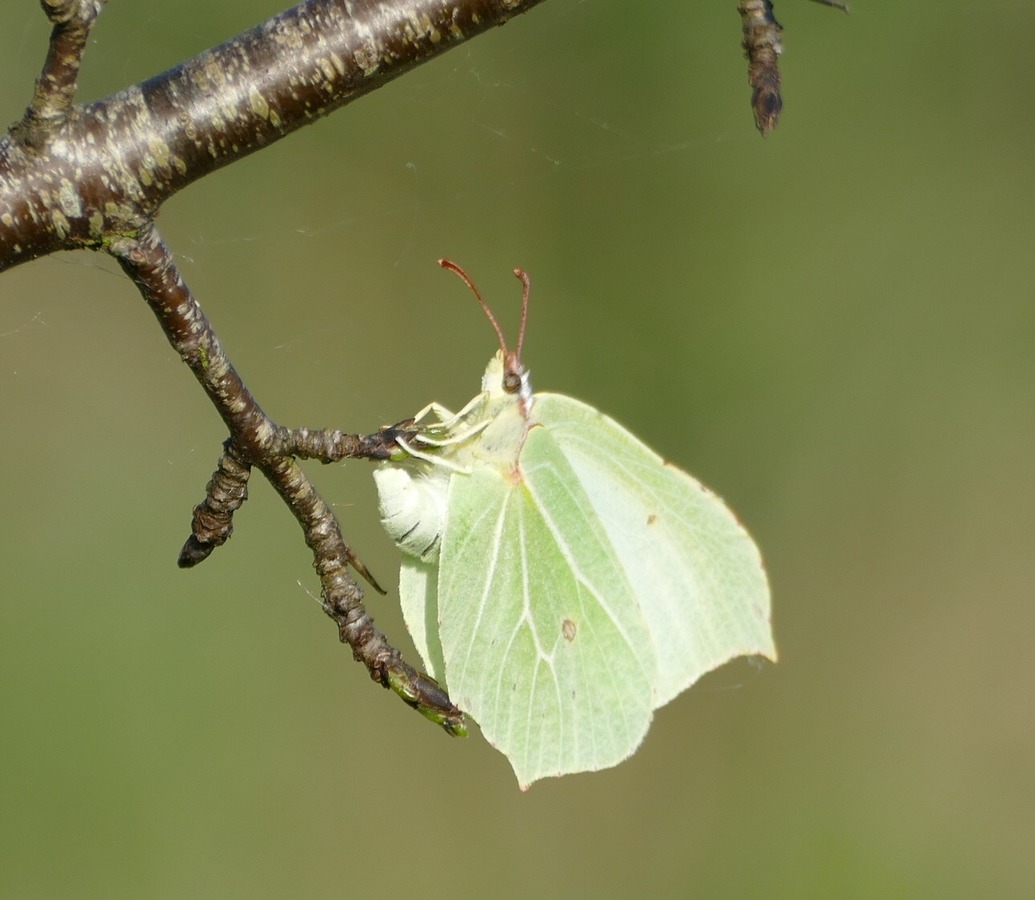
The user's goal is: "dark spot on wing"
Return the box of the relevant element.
[562,618,577,642]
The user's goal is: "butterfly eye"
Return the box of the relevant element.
[502,370,522,394]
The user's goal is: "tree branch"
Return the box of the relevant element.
[1,0,545,272]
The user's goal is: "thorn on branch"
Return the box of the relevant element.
[347,553,387,595]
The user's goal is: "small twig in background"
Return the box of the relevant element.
[738,0,848,136]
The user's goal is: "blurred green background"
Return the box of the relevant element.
[2,1,1032,896]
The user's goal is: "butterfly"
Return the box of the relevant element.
[374,260,775,788]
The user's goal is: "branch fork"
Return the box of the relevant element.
[112,224,465,735]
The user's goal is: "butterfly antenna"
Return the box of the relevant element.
[438,258,510,357]
[512,268,530,363]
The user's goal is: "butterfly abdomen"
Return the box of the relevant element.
[373,466,448,562]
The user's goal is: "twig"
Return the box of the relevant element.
[22,1,105,134]
[738,0,847,136]
[178,440,252,568]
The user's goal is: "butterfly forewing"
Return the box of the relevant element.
[534,393,776,708]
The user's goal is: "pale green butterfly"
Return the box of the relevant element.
[374,260,776,789]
